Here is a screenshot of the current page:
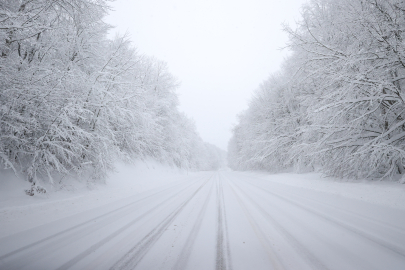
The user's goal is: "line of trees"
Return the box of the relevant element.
[0,0,225,195]
[228,0,405,181]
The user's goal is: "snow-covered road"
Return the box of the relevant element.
[1,171,405,270]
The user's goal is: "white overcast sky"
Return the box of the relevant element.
[105,0,307,150]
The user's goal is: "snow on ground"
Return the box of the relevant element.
[0,160,192,238]
[1,167,404,240]
[1,167,405,269]
[243,171,405,210]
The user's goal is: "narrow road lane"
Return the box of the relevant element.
[1,171,404,269]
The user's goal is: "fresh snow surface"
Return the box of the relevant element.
[0,161,188,238]
[1,167,405,269]
[241,171,405,210]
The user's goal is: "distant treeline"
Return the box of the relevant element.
[0,0,225,195]
[228,0,405,181]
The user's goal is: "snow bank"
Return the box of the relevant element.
[246,171,405,210]
[0,160,191,238]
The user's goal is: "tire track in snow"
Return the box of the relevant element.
[55,180,208,270]
[240,175,405,235]
[110,176,212,270]
[223,175,285,270]
[281,188,405,239]
[172,179,214,270]
[230,178,329,270]
[0,179,197,263]
[215,173,232,270]
[241,178,405,258]
[0,179,203,270]
[287,190,405,234]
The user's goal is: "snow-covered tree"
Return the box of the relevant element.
[0,0,112,194]
[229,0,405,180]
[1,0,225,195]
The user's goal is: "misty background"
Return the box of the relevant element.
[105,0,307,150]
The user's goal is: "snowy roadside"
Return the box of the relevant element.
[0,161,192,238]
[243,171,405,210]
[2,167,405,239]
